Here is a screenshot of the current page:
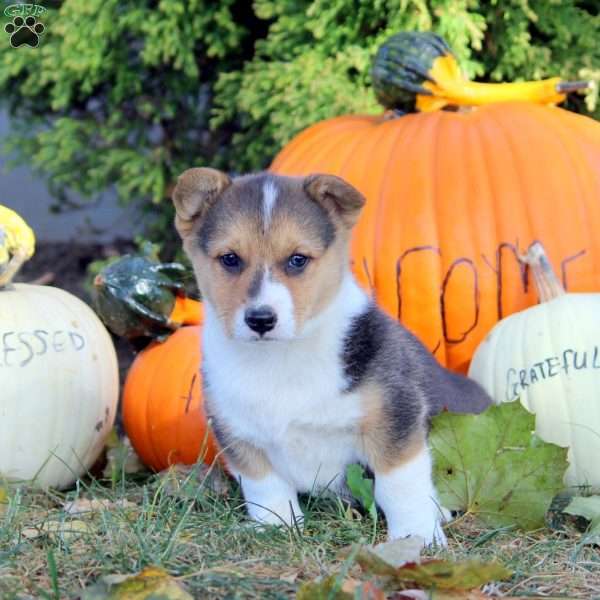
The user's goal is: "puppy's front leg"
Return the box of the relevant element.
[223,437,303,527]
[374,441,447,546]
[239,470,303,527]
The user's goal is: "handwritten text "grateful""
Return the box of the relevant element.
[506,346,600,401]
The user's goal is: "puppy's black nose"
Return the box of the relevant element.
[244,306,277,335]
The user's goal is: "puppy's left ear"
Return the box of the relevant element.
[172,167,232,238]
[304,174,365,228]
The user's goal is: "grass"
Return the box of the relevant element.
[0,463,599,599]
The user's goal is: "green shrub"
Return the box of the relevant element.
[1,0,598,250]
[216,0,599,172]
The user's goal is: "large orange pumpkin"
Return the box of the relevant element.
[271,34,600,373]
[123,32,600,470]
[122,318,219,471]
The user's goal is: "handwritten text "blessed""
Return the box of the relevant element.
[0,329,86,368]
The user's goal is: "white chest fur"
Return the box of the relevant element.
[202,275,369,492]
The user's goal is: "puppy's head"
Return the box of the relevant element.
[172,168,364,341]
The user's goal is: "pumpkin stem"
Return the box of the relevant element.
[555,80,590,93]
[519,242,566,303]
[0,250,28,289]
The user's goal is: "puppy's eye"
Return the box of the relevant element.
[219,253,243,272]
[287,254,310,273]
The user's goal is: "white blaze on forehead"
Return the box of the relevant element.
[262,180,278,231]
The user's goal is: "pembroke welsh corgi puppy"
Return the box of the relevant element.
[172,168,492,546]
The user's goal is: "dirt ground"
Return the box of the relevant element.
[15,239,138,390]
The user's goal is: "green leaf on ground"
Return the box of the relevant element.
[81,566,192,600]
[564,496,600,521]
[564,496,600,544]
[346,464,375,512]
[430,401,568,530]
[346,464,378,537]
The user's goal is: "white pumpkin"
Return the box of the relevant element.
[0,283,119,489]
[469,243,600,488]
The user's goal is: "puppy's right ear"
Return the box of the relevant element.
[172,168,232,238]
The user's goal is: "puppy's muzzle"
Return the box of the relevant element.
[244,306,277,336]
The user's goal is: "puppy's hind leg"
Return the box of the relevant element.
[369,435,447,546]
[361,386,446,546]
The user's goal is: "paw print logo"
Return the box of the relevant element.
[4,15,44,48]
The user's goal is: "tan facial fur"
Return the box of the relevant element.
[172,169,365,340]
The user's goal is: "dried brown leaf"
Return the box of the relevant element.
[80,566,192,599]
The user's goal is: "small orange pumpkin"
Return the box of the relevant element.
[122,318,219,471]
[271,33,600,373]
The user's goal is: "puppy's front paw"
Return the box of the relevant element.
[248,507,305,530]
[239,471,303,529]
[236,517,304,536]
[387,517,447,547]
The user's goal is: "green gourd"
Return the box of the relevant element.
[372,32,452,112]
[93,251,192,341]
